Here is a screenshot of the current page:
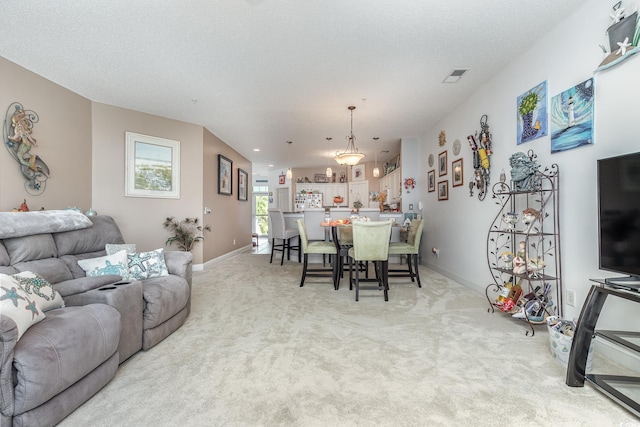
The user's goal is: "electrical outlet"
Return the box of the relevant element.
[567,289,576,307]
[233,239,236,245]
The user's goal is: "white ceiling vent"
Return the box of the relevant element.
[442,69,469,83]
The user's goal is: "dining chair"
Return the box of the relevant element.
[388,219,424,287]
[296,219,338,289]
[358,208,380,221]
[268,209,301,265]
[303,208,329,265]
[348,220,392,301]
[329,207,352,221]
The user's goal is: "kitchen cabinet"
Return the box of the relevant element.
[380,167,402,203]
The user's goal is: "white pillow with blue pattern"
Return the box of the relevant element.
[127,249,169,280]
[77,250,130,279]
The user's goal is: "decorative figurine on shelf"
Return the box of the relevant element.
[517,240,526,259]
[500,251,514,269]
[509,150,540,191]
[527,257,546,278]
[513,255,527,275]
[502,211,519,230]
[3,102,51,195]
[522,207,541,233]
[467,114,492,200]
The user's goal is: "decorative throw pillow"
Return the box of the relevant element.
[11,271,65,312]
[105,243,137,256]
[0,273,46,340]
[127,249,169,280]
[77,250,130,280]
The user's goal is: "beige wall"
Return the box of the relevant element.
[91,102,205,262]
[202,128,252,261]
[1,57,252,266]
[0,57,92,211]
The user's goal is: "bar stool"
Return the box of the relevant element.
[268,209,300,265]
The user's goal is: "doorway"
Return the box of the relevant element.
[349,181,369,208]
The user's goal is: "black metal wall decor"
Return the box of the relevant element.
[467,114,492,200]
[3,102,50,195]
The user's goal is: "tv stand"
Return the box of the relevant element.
[605,276,640,291]
[566,280,640,417]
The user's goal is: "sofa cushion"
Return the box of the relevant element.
[0,274,45,340]
[77,250,130,279]
[3,234,57,264]
[12,304,121,414]
[54,216,124,256]
[12,271,65,311]
[0,266,18,275]
[127,249,169,280]
[60,252,106,279]
[13,258,74,284]
[143,275,190,329]
[0,242,9,266]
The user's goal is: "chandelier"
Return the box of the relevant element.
[335,106,365,166]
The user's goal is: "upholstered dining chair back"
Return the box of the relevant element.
[329,207,352,221]
[296,218,310,252]
[407,219,424,248]
[358,208,380,221]
[351,220,392,262]
[303,208,327,241]
[268,209,286,239]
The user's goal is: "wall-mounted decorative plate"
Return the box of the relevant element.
[453,139,461,156]
[428,154,434,167]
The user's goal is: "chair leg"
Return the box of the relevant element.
[413,254,422,288]
[382,260,389,301]
[281,238,287,265]
[354,260,359,302]
[407,254,415,282]
[300,254,308,287]
[333,254,339,290]
[270,238,275,263]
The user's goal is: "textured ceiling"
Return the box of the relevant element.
[0,0,584,176]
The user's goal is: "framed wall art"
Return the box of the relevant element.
[550,78,594,153]
[218,154,233,195]
[438,150,448,176]
[438,180,449,201]
[452,158,464,187]
[428,170,435,192]
[517,80,548,145]
[352,163,366,181]
[125,132,180,199]
[278,174,286,185]
[238,168,248,201]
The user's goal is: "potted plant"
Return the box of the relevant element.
[163,216,211,251]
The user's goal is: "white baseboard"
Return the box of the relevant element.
[194,245,252,271]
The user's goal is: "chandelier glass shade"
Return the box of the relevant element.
[335,106,365,166]
[372,137,380,178]
[326,137,333,177]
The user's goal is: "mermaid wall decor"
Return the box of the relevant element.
[3,102,50,195]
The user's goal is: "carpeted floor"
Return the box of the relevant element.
[60,254,638,426]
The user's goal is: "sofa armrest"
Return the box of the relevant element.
[164,251,193,285]
[1,315,18,418]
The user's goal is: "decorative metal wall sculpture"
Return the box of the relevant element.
[3,102,50,195]
[467,114,492,200]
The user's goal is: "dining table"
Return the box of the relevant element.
[321,219,403,289]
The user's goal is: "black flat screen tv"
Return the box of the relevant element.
[598,152,640,286]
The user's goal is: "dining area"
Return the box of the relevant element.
[267,208,424,301]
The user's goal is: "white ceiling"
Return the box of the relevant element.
[0,0,584,177]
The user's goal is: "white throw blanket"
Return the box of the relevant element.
[0,210,93,239]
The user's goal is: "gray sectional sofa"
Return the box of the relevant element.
[0,211,193,427]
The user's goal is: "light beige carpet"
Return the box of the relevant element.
[60,255,637,426]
